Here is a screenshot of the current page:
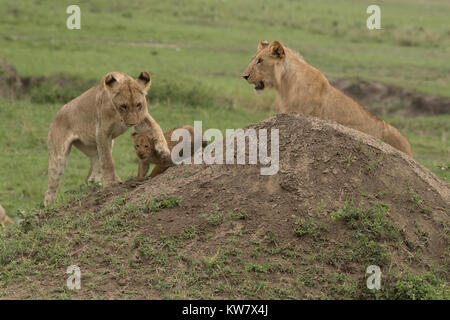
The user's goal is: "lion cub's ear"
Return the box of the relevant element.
[258,40,269,51]
[269,40,285,59]
[137,71,152,93]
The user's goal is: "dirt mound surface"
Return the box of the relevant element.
[329,77,450,116]
[2,114,449,299]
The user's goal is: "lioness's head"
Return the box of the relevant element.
[131,132,155,161]
[103,71,152,127]
[241,40,286,91]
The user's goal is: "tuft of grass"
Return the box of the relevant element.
[331,201,401,266]
[382,271,450,300]
[142,196,181,213]
[293,219,328,240]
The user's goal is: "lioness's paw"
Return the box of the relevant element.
[104,177,122,186]
[155,143,171,163]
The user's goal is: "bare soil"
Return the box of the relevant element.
[329,77,450,116]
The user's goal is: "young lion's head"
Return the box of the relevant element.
[131,132,156,161]
[103,71,152,127]
[241,40,286,91]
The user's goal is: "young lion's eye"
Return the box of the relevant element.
[135,145,139,148]
[145,145,149,148]
[257,58,263,64]
[120,104,127,111]
[137,103,142,110]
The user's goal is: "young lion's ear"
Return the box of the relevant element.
[137,71,152,92]
[104,73,118,89]
[258,40,269,51]
[269,40,285,59]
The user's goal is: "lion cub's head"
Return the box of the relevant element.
[241,40,287,91]
[131,132,157,162]
[102,71,152,127]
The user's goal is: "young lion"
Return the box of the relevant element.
[241,40,413,156]
[0,204,13,227]
[44,71,171,206]
[132,125,207,180]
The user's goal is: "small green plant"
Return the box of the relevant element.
[293,219,328,240]
[16,209,40,233]
[366,154,384,172]
[382,271,450,300]
[331,201,399,240]
[143,196,181,213]
[245,262,273,273]
[407,189,430,214]
[331,201,401,266]
[183,227,197,239]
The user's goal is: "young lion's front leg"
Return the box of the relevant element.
[137,160,150,180]
[135,114,171,163]
[96,132,121,186]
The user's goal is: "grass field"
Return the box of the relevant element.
[0,0,449,217]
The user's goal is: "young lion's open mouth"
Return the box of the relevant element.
[254,81,265,91]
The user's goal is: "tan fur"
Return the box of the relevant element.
[132,125,207,180]
[242,40,413,156]
[44,71,171,206]
[0,204,13,227]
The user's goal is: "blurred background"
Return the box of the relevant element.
[0,0,449,216]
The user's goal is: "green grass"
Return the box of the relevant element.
[385,115,450,181]
[1,0,449,97]
[331,201,401,267]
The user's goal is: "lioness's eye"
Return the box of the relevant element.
[257,58,263,64]
[136,145,139,148]
[120,104,127,111]
[145,145,149,148]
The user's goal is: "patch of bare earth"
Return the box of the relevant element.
[3,113,449,299]
[329,77,450,116]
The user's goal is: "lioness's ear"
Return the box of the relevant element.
[137,71,152,92]
[269,40,285,59]
[104,73,118,89]
[258,40,269,51]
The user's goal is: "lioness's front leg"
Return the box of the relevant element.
[135,114,171,163]
[96,133,121,186]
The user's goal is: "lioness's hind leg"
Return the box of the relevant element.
[44,134,74,206]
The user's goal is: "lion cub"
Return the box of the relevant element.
[0,204,13,227]
[132,125,207,180]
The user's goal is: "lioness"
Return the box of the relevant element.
[44,71,171,206]
[132,125,207,180]
[0,204,13,227]
[242,40,413,156]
